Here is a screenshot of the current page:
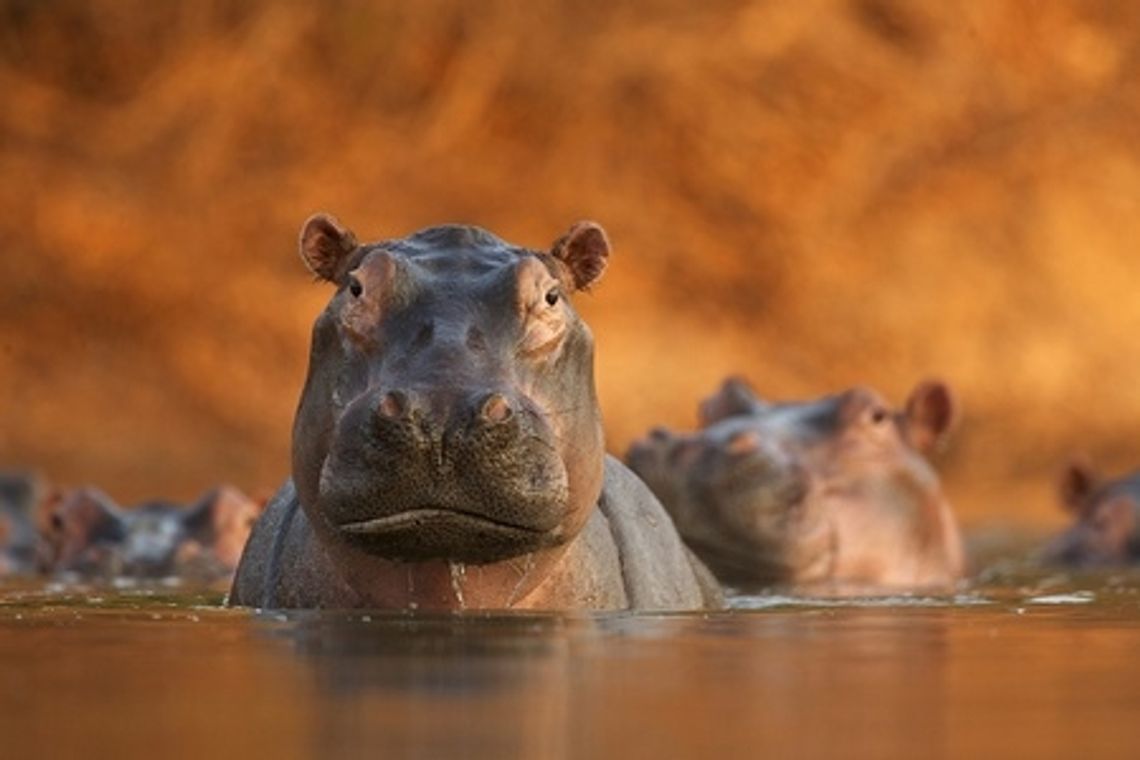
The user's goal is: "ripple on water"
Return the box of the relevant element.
[730,592,997,610]
[1025,591,1096,605]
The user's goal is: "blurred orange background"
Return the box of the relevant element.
[2,0,1139,532]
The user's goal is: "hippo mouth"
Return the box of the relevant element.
[335,507,563,563]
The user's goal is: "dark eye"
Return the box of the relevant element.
[348,277,363,298]
[544,288,560,307]
[870,408,889,425]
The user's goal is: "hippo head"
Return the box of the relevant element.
[40,488,124,576]
[43,486,262,579]
[0,472,41,575]
[290,214,609,601]
[1042,459,1140,568]
[627,379,963,589]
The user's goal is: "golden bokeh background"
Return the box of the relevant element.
[2,0,1139,532]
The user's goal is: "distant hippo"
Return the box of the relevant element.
[0,472,43,576]
[41,485,263,580]
[1042,459,1140,567]
[229,214,720,611]
[626,378,965,592]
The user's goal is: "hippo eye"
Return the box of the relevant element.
[348,277,363,298]
[870,408,889,425]
[544,288,560,307]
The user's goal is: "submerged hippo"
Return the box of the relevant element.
[0,472,43,576]
[41,485,263,580]
[229,214,720,610]
[626,378,965,592]
[1042,459,1140,567]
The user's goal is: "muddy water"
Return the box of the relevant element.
[2,569,1140,760]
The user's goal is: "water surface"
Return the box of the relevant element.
[2,568,1139,759]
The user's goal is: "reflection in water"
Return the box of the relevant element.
[277,613,581,759]
[2,574,1140,759]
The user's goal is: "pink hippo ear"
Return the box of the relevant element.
[299,213,360,283]
[904,379,959,453]
[1058,457,1100,516]
[698,377,765,427]
[550,221,610,291]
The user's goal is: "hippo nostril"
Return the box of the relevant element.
[726,431,762,456]
[378,390,410,420]
[479,393,513,425]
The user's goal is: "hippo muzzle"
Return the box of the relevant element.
[316,383,571,563]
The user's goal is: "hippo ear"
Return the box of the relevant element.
[45,487,123,544]
[299,213,359,283]
[181,486,263,568]
[1059,457,1100,515]
[551,221,610,291]
[181,488,221,538]
[904,379,958,453]
[698,377,765,427]
[181,486,260,538]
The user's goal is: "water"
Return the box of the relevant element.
[3,569,1140,759]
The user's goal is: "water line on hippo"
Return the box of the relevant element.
[449,561,467,608]
[405,566,419,610]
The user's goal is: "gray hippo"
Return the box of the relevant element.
[626,378,964,593]
[1042,458,1140,567]
[229,214,720,611]
[0,472,43,576]
[41,485,263,580]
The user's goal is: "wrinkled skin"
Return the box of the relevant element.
[229,214,720,611]
[0,472,43,576]
[40,485,263,580]
[626,378,965,592]
[1042,459,1140,567]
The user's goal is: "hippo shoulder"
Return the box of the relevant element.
[598,455,725,610]
[228,480,358,608]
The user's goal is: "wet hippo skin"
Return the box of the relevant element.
[627,378,964,593]
[229,214,721,611]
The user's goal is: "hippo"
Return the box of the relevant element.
[229,214,721,611]
[0,472,43,576]
[40,485,263,580]
[1042,458,1140,567]
[626,378,965,593]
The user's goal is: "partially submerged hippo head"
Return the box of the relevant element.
[290,214,610,593]
[627,378,964,591]
[41,485,262,580]
[1042,459,1140,568]
[0,472,42,576]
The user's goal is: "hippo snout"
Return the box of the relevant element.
[316,384,571,563]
